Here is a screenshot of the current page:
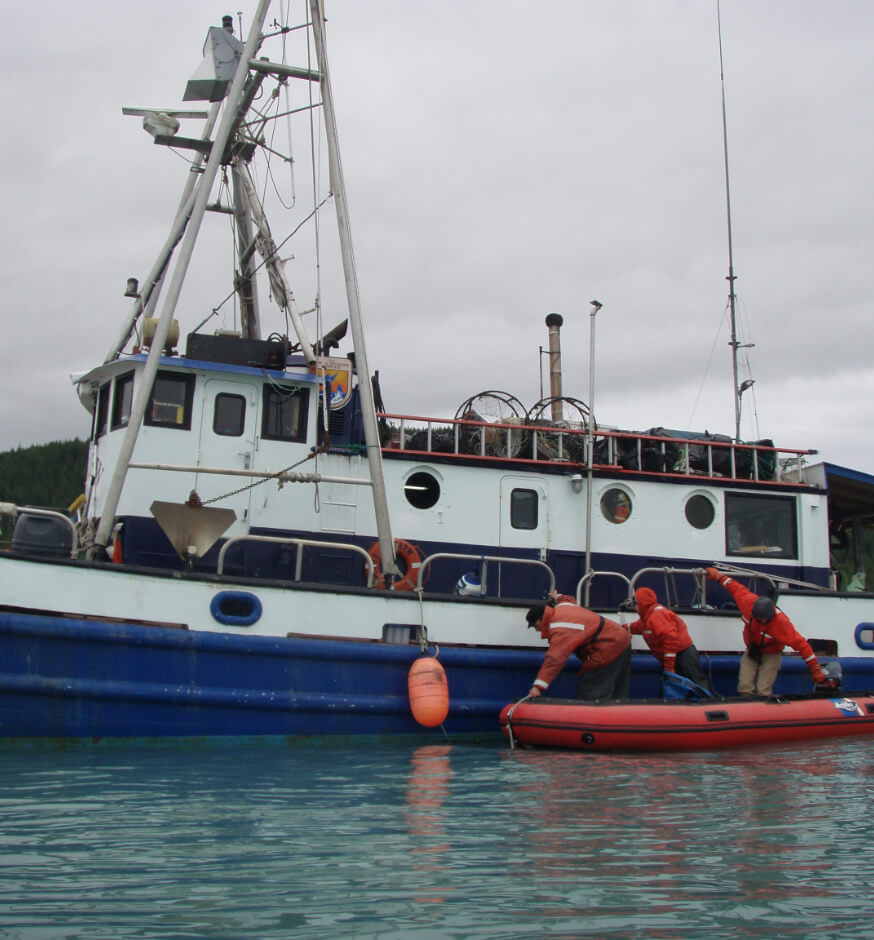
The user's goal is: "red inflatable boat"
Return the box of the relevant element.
[499,693,874,752]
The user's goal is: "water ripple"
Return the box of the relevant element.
[0,738,873,937]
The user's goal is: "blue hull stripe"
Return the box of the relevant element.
[1,611,870,738]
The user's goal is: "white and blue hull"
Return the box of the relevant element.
[1,553,873,740]
[4,5,873,742]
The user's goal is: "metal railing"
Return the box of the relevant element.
[217,534,375,585]
[575,569,632,607]
[378,412,816,486]
[416,551,556,596]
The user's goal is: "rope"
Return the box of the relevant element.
[504,695,532,751]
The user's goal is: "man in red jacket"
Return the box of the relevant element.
[526,591,631,700]
[626,587,712,691]
[706,567,827,695]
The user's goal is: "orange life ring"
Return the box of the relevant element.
[367,538,424,591]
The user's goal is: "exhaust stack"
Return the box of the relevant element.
[545,312,564,421]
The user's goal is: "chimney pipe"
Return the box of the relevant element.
[545,312,564,421]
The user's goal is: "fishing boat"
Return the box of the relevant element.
[2,2,874,740]
[499,691,874,752]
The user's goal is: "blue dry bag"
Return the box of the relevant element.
[661,671,714,701]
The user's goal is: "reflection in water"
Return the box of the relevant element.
[0,739,873,938]
[502,743,871,936]
[405,744,454,903]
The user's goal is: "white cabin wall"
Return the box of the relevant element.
[81,359,828,579]
[246,452,368,535]
[379,462,502,547]
[797,491,830,571]
[588,478,726,561]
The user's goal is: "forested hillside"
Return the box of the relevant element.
[0,440,88,542]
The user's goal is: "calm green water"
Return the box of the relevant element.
[1,736,872,938]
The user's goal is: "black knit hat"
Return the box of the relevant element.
[526,604,546,627]
[752,596,776,622]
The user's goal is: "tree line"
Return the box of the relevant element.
[0,440,88,543]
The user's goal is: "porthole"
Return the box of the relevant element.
[600,488,632,524]
[685,494,715,530]
[404,471,440,509]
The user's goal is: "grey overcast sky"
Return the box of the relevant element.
[2,1,872,469]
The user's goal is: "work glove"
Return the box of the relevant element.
[811,666,827,685]
[705,566,722,581]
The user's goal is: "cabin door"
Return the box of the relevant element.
[196,379,257,526]
[499,476,549,556]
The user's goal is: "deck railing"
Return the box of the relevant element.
[416,551,556,596]
[378,412,816,485]
[217,534,376,584]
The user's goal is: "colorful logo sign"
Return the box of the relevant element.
[318,356,353,410]
[831,698,865,717]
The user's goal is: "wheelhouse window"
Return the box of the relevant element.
[145,371,195,429]
[262,384,309,442]
[213,393,246,437]
[511,488,539,530]
[93,382,110,440]
[725,492,797,559]
[110,372,134,429]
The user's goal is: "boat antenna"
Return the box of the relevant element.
[717,0,748,443]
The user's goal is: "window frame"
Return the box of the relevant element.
[724,491,798,560]
[261,383,310,443]
[144,370,196,431]
[93,381,111,440]
[213,392,247,437]
[510,487,539,530]
[110,371,135,430]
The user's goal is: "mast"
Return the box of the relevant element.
[718,0,744,443]
[93,0,273,555]
[105,102,222,362]
[308,0,397,581]
[234,159,315,361]
[231,161,261,338]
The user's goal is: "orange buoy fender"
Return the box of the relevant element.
[408,657,449,728]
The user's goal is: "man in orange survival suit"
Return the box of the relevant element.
[625,587,712,691]
[526,590,631,700]
[706,567,827,695]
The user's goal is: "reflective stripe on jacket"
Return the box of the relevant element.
[533,596,631,691]
[716,575,819,669]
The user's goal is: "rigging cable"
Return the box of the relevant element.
[218,166,240,333]
[687,305,730,429]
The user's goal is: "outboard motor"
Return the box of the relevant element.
[820,661,843,692]
[11,512,73,559]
